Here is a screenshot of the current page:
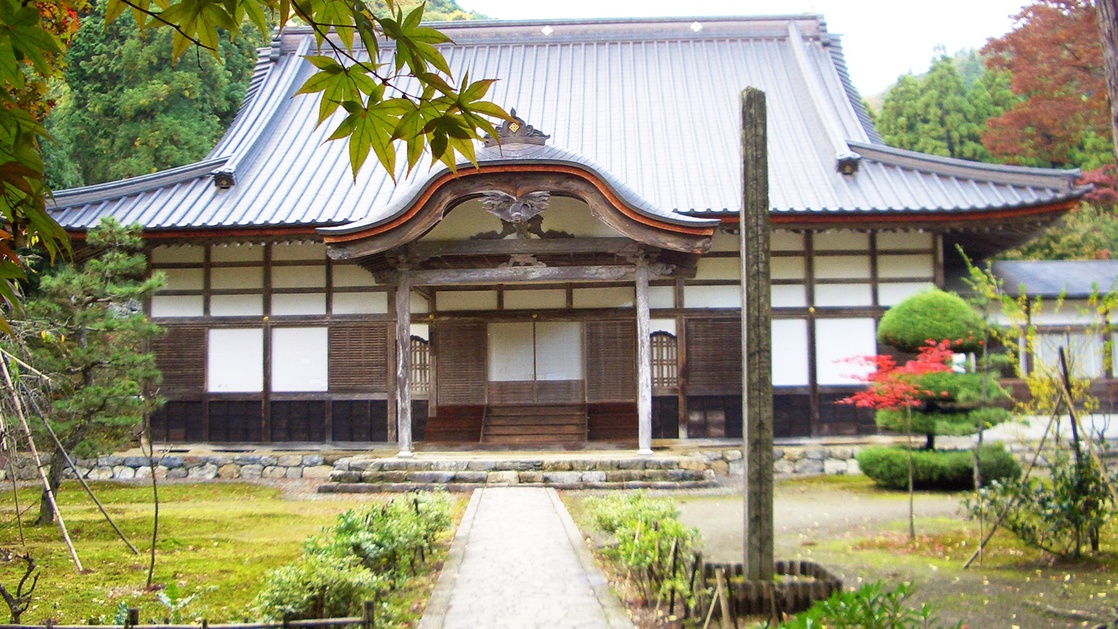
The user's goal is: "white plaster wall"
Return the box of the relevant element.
[211,294,263,317]
[333,292,388,315]
[814,284,873,307]
[573,287,634,308]
[272,241,326,261]
[814,255,871,279]
[877,254,935,279]
[150,295,204,318]
[771,285,807,308]
[535,322,583,380]
[683,285,739,309]
[538,197,621,238]
[272,293,326,316]
[650,319,676,335]
[709,231,739,252]
[877,231,934,250]
[211,267,263,290]
[211,243,264,263]
[815,318,877,385]
[878,282,935,307]
[207,328,263,392]
[151,245,204,264]
[437,290,498,311]
[649,285,675,309]
[271,327,328,391]
[814,231,869,251]
[771,256,805,281]
[488,322,534,381]
[772,318,809,386]
[695,257,741,280]
[1034,332,1105,378]
[272,265,326,289]
[771,231,805,251]
[160,268,204,291]
[333,264,378,287]
[504,289,566,310]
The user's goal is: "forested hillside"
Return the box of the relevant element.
[44,0,483,189]
[870,0,1118,260]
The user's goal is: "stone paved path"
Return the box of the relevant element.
[419,487,633,629]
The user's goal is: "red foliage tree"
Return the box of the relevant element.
[839,340,956,411]
[982,1,1113,169]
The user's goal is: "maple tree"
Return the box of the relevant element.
[0,0,506,331]
[982,0,1114,170]
[840,340,955,413]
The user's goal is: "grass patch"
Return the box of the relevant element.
[0,481,463,624]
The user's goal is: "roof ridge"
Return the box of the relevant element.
[848,141,1084,189]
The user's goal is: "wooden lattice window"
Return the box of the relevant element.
[152,325,206,395]
[410,336,430,395]
[328,322,388,393]
[650,331,678,388]
[586,320,636,402]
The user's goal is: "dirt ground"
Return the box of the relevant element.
[670,479,1118,629]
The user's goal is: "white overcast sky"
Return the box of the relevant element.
[455,0,1032,95]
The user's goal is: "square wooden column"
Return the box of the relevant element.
[741,87,774,581]
[636,257,653,455]
[395,269,413,458]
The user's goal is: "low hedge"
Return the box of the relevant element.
[856,444,1021,491]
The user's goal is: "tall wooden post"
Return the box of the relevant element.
[741,87,774,581]
[636,257,653,456]
[395,269,413,458]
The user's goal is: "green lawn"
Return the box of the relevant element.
[0,481,454,625]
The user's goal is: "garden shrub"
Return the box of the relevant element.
[967,448,1117,558]
[254,492,452,621]
[876,288,986,353]
[252,554,384,621]
[779,581,961,629]
[856,444,1020,491]
[584,493,699,606]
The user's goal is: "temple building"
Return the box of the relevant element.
[49,16,1088,450]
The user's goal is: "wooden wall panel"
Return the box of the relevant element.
[329,323,388,392]
[685,318,742,394]
[435,321,487,406]
[152,325,205,394]
[585,320,636,402]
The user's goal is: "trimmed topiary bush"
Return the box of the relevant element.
[876,289,986,353]
[856,444,1020,491]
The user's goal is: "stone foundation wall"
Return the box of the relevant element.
[0,445,866,483]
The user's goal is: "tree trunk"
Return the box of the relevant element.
[35,448,65,526]
[1097,0,1118,162]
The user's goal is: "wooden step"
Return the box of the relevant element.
[481,403,587,445]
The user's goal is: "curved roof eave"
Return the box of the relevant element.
[318,143,720,238]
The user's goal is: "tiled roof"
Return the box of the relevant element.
[49,16,1087,232]
[991,261,1118,298]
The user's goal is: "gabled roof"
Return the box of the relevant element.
[991,261,1118,299]
[48,16,1088,234]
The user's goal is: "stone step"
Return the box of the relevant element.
[332,456,690,473]
[318,476,717,493]
[327,467,710,485]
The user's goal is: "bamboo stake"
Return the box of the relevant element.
[715,568,732,629]
[963,398,1062,569]
[0,357,82,571]
[6,348,137,554]
[0,413,25,545]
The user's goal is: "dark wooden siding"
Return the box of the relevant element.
[435,321,487,406]
[329,323,388,392]
[585,320,636,402]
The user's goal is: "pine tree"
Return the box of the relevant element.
[3,219,163,525]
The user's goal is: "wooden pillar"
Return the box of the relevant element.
[395,269,413,458]
[741,87,774,581]
[636,257,653,455]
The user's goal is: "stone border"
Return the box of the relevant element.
[0,445,869,483]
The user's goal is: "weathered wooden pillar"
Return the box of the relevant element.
[636,257,653,456]
[741,87,774,581]
[395,269,413,458]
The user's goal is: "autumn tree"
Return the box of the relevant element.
[983,0,1115,170]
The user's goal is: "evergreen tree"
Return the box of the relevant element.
[44,1,263,185]
[876,53,1015,163]
[3,219,163,525]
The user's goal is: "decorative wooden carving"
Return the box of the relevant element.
[482,108,550,147]
[481,190,550,223]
